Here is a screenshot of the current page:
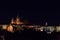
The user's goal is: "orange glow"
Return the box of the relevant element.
[7,24,13,32]
[11,18,15,24]
[16,17,23,24]
[11,16,24,24]
[28,26,34,28]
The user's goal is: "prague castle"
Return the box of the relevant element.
[1,16,60,34]
[11,16,24,24]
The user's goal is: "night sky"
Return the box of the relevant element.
[0,2,60,25]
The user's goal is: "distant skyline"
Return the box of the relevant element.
[0,8,59,26]
[0,2,60,25]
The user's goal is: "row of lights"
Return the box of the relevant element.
[1,24,60,34]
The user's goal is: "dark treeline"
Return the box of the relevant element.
[0,28,59,40]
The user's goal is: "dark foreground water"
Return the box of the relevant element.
[0,29,60,40]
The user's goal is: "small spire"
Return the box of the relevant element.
[11,18,14,24]
[17,12,19,17]
[16,8,20,18]
[45,22,48,26]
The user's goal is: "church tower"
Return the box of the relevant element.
[16,16,20,24]
[11,18,15,24]
[15,16,23,24]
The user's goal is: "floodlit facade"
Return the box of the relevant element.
[40,27,43,31]
[11,18,15,24]
[2,25,8,30]
[56,26,60,32]
[50,26,55,32]
[7,24,13,32]
[1,16,60,34]
[11,16,24,24]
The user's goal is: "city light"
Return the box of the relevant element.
[2,25,7,30]
[7,24,13,32]
[0,16,60,34]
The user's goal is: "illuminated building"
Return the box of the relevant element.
[28,25,34,29]
[1,15,60,34]
[50,26,55,32]
[40,27,43,31]
[56,26,60,32]
[2,25,8,30]
[16,16,23,24]
[7,24,13,32]
[11,16,24,24]
[11,18,15,24]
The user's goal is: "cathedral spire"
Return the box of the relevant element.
[11,18,15,24]
[15,13,24,24]
[10,8,24,25]
[45,22,48,26]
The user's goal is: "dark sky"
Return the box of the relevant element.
[0,2,60,25]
